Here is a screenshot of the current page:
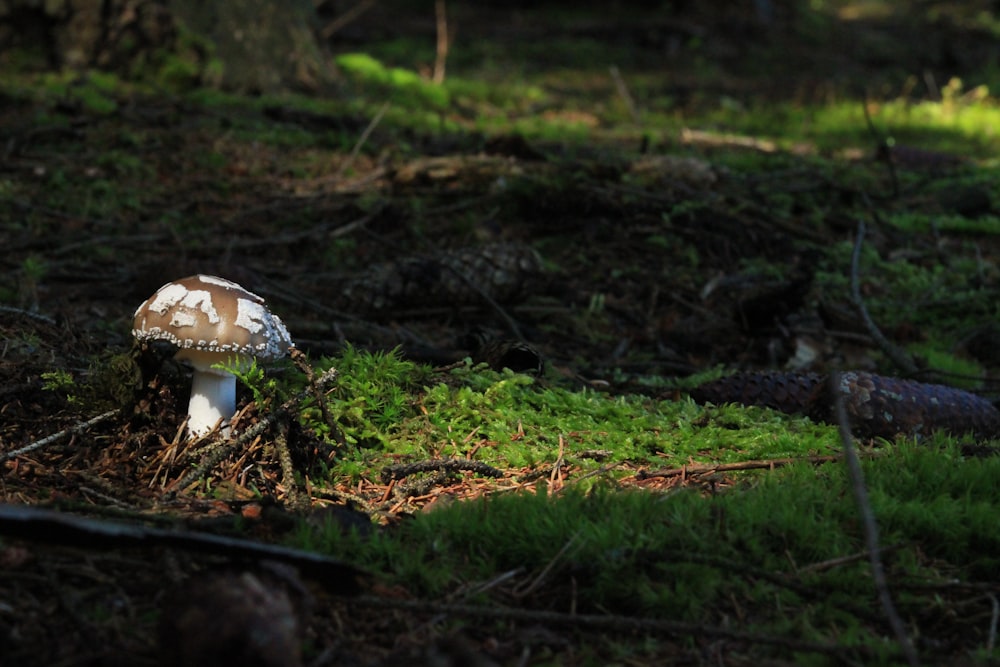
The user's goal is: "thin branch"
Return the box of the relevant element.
[433,0,449,84]
[289,347,338,435]
[451,567,525,601]
[49,233,169,257]
[511,532,579,599]
[0,504,363,592]
[336,101,390,179]
[380,458,503,484]
[832,371,919,666]
[862,93,899,197]
[321,0,378,39]
[171,367,339,492]
[2,410,120,462]
[274,421,304,510]
[609,65,640,124]
[636,455,841,480]
[987,594,999,653]
[798,542,907,574]
[348,595,868,659]
[0,305,56,324]
[850,221,919,375]
[448,265,526,341]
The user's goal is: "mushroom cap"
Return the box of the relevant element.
[132,275,292,363]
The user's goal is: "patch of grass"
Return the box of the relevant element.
[907,343,986,389]
[294,440,1000,660]
[336,53,450,111]
[814,238,998,371]
[885,212,1000,235]
[294,350,837,488]
[295,346,428,452]
[12,70,125,115]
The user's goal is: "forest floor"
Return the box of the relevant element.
[3,3,1000,666]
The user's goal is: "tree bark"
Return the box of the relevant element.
[0,0,336,92]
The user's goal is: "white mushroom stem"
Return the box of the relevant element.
[187,367,236,437]
[177,350,243,438]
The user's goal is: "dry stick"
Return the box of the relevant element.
[0,503,363,593]
[274,421,304,510]
[446,265,526,341]
[433,0,448,84]
[511,532,579,599]
[452,567,525,602]
[289,347,337,433]
[0,305,56,324]
[797,542,906,574]
[380,458,503,483]
[348,595,864,659]
[850,220,919,376]
[312,486,381,517]
[609,65,640,124]
[49,233,168,257]
[1,410,120,462]
[171,367,339,493]
[562,460,621,489]
[862,94,899,198]
[321,0,378,39]
[832,371,919,667]
[218,211,378,250]
[636,455,841,480]
[987,594,999,653]
[627,545,886,626]
[336,101,390,179]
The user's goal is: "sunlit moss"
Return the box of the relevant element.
[292,440,1000,658]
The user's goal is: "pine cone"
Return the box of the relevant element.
[473,339,543,374]
[691,371,1000,440]
[336,243,542,315]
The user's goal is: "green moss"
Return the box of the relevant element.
[907,344,985,389]
[814,238,999,370]
[294,346,427,454]
[336,52,450,110]
[294,441,1000,659]
[139,24,220,91]
[294,350,837,488]
[43,71,121,114]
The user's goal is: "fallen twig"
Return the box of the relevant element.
[797,542,907,574]
[986,594,1000,654]
[511,532,579,599]
[171,367,339,493]
[862,94,900,198]
[635,455,841,480]
[0,304,56,324]
[0,504,364,593]
[833,371,919,666]
[2,409,120,462]
[336,101,389,179]
[348,595,871,659]
[433,0,449,84]
[321,0,378,39]
[850,220,919,375]
[609,65,640,124]
[380,458,503,484]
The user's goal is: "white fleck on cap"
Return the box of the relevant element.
[132,274,293,361]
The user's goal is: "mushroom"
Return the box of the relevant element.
[132,275,293,437]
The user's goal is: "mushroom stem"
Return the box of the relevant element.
[187,369,237,437]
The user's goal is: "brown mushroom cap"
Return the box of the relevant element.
[132,275,292,361]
